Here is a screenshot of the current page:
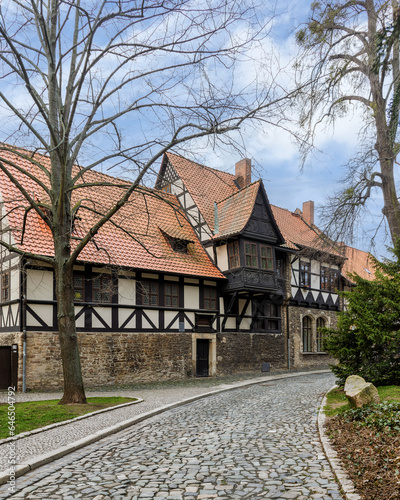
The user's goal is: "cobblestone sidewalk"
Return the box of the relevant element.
[0,371,342,499]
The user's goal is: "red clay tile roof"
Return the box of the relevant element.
[271,204,342,258]
[342,245,376,283]
[164,152,237,233]
[212,181,261,239]
[0,145,225,279]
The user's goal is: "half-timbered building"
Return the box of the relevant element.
[0,146,374,390]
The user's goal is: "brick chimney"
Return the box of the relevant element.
[302,201,314,225]
[235,158,251,188]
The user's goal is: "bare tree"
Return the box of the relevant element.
[295,0,400,246]
[0,0,290,403]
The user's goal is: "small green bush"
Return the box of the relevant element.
[341,401,400,433]
[323,241,400,386]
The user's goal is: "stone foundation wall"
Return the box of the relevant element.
[216,332,286,375]
[288,306,338,369]
[2,331,193,391]
[0,329,288,391]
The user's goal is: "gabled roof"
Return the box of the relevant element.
[161,152,237,233]
[212,180,261,239]
[0,145,225,279]
[271,204,343,259]
[342,245,376,284]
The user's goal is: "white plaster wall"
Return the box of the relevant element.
[143,309,159,328]
[27,304,53,328]
[119,308,136,329]
[92,307,112,328]
[216,245,228,271]
[27,269,53,301]
[165,310,179,328]
[185,285,199,308]
[118,278,136,305]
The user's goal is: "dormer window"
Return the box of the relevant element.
[161,229,191,254]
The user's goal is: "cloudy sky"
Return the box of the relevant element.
[194,0,391,259]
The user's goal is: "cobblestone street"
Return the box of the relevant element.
[0,372,342,499]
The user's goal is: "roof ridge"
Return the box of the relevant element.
[166,151,235,178]
[0,142,135,187]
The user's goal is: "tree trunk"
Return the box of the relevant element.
[55,261,87,404]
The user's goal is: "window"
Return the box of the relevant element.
[321,267,339,292]
[204,286,217,310]
[300,261,310,287]
[195,314,214,332]
[165,283,179,307]
[1,272,10,302]
[302,316,312,352]
[228,241,240,269]
[245,242,258,268]
[276,258,284,278]
[321,267,329,291]
[161,184,171,193]
[316,317,326,352]
[93,274,113,303]
[260,245,273,270]
[140,281,159,306]
[330,269,339,292]
[252,299,281,332]
[164,233,189,253]
[73,274,85,302]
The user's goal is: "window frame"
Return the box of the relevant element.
[164,282,179,308]
[73,273,86,302]
[244,242,258,268]
[1,271,10,302]
[316,317,326,352]
[228,241,240,269]
[204,286,217,310]
[260,245,274,271]
[140,281,160,306]
[252,299,281,333]
[299,261,311,287]
[93,273,114,304]
[321,266,339,292]
[302,316,312,352]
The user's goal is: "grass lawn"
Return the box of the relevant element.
[324,384,400,417]
[0,396,137,440]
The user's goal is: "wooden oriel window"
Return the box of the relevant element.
[245,242,257,268]
[204,286,217,310]
[1,271,10,302]
[228,241,240,269]
[141,281,159,306]
[260,245,273,270]
[165,283,179,307]
[300,261,311,287]
[93,274,113,303]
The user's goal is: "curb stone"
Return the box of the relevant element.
[318,386,362,500]
[1,369,331,486]
[0,398,143,446]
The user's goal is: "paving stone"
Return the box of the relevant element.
[0,372,343,499]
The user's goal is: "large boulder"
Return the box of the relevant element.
[344,375,380,408]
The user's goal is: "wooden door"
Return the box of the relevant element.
[196,339,209,377]
[0,346,12,389]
